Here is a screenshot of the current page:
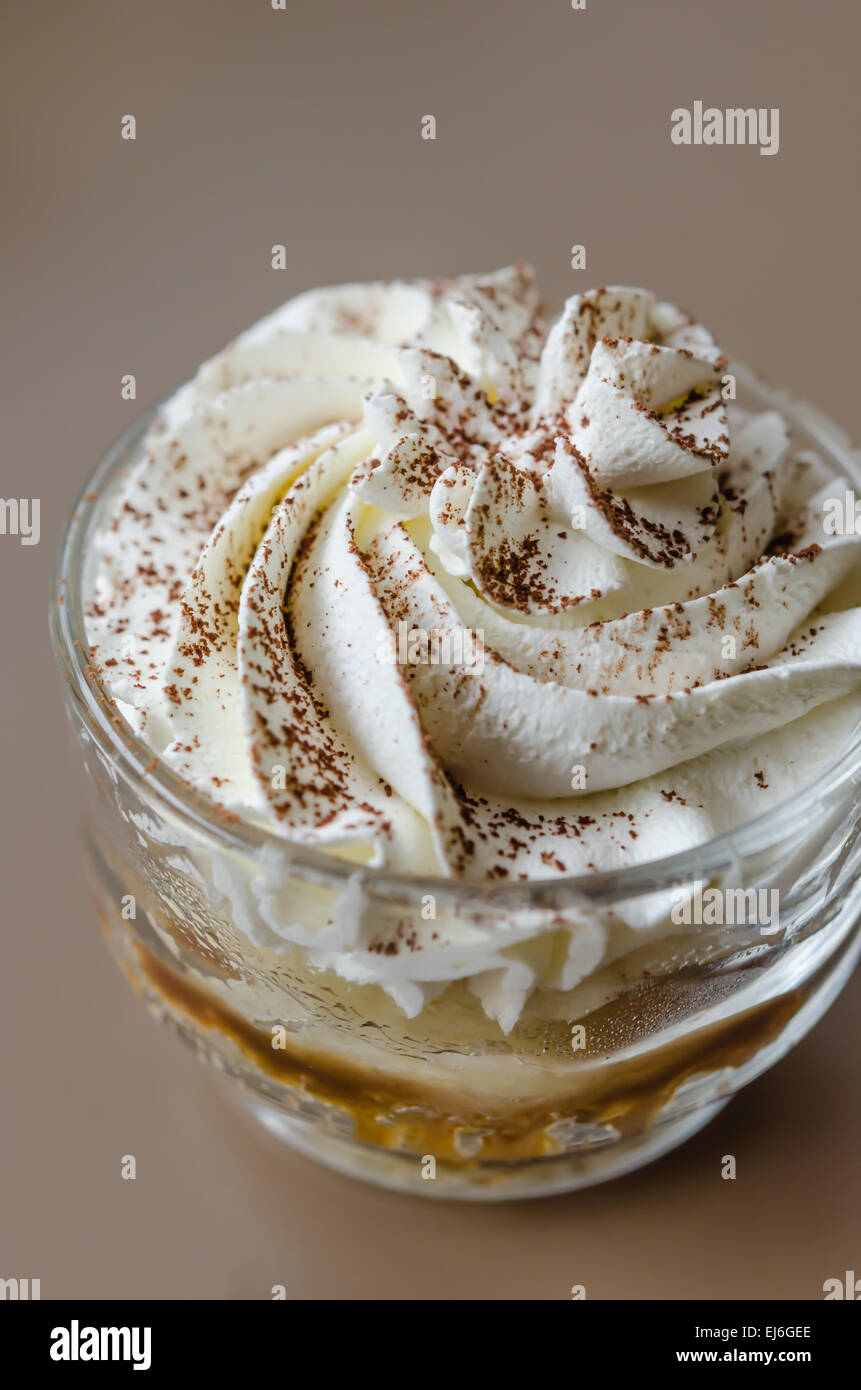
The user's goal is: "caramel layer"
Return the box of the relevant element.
[133,940,804,1164]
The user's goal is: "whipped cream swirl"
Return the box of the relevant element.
[86,268,861,1025]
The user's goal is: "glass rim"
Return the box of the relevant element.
[51,362,861,909]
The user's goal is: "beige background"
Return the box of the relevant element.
[1,0,859,1299]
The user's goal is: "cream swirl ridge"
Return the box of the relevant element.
[85,267,861,1027]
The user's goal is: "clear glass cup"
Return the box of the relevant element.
[51,365,861,1200]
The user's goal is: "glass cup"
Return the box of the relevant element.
[51,365,861,1200]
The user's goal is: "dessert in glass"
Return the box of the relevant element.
[52,267,861,1198]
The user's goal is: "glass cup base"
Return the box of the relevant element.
[236,1087,730,1201]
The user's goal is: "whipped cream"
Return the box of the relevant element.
[86,267,861,1029]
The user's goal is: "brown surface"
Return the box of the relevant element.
[1,0,859,1300]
